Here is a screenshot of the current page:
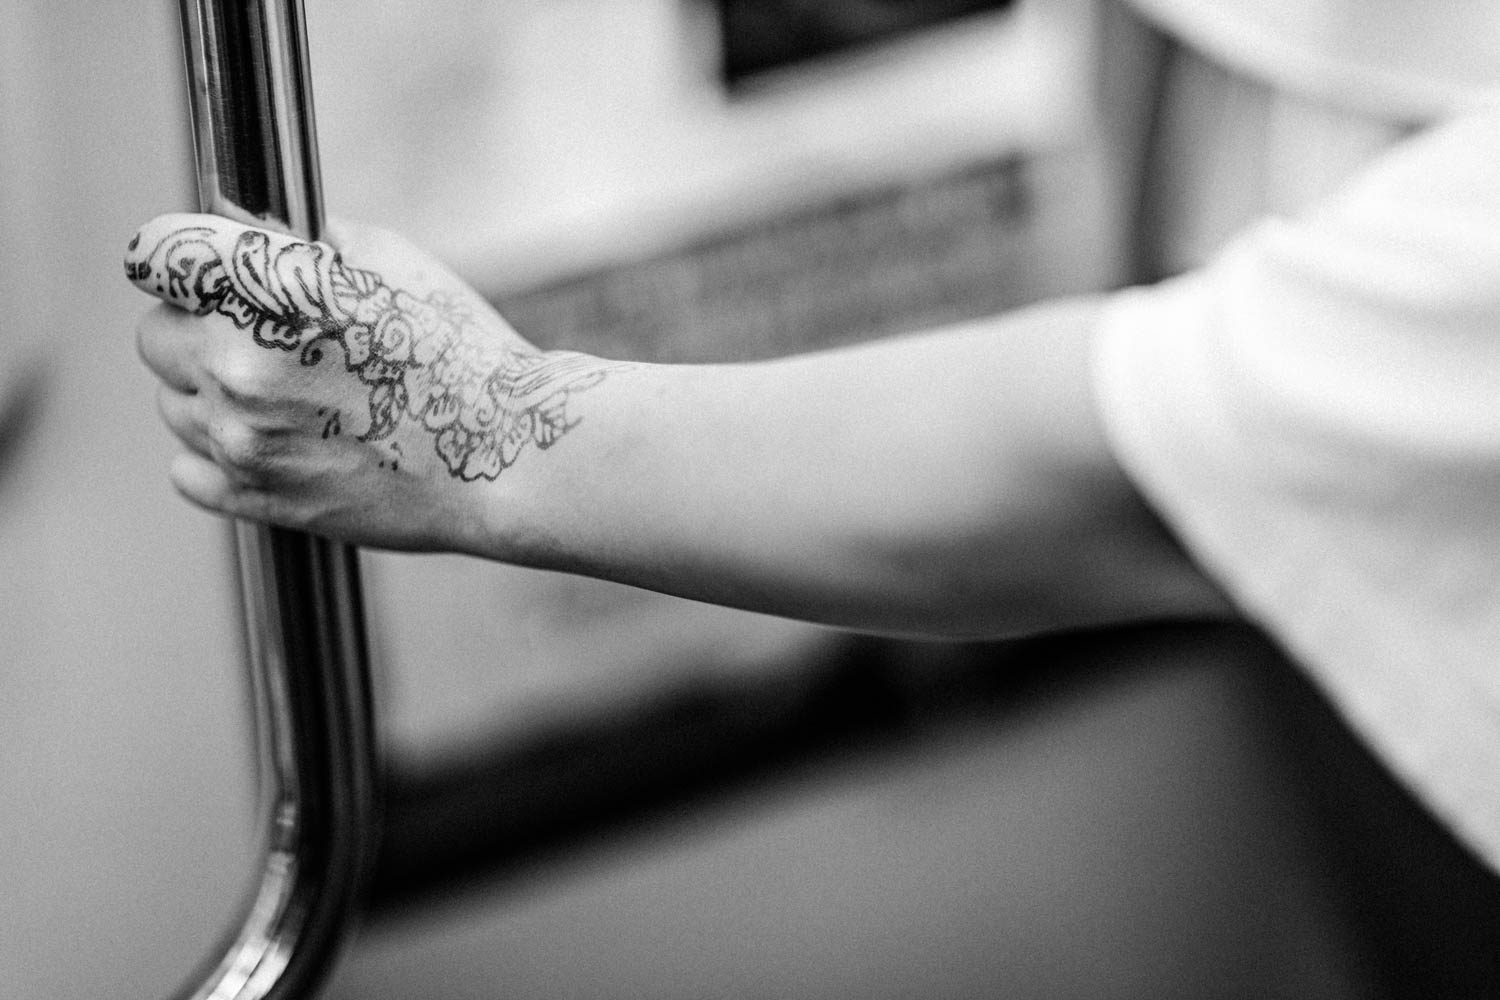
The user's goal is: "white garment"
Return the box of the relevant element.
[1094,107,1500,872]
[1121,0,1500,119]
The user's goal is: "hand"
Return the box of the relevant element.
[126,214,620,551]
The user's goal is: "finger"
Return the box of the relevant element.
[124,213,345,336]
[169,451,287,529]
[136,303,203,394]
[167,450,236,515]
[156,384,212,458]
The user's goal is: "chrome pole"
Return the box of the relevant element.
[172,2,379,998]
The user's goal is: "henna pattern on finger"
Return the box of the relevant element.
[317,407,343,440]
[126,227,626,481]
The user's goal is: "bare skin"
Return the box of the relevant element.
[128,212,1229,638]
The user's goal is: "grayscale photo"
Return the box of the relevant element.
[2,1,1497,997]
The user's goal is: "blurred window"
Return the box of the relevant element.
[717,0,1017,82]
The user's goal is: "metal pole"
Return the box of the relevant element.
[172,2,379,998]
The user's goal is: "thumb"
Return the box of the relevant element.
[124,213,349,337]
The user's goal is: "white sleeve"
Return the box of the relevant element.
[1092,107,1500,872]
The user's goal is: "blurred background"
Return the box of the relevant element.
[2,2,1497,998]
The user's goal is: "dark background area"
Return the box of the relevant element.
[717,0,1017,82]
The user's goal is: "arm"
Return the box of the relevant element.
[126,213,1231,639]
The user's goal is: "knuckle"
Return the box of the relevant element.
[209,351,274,405]
[154,384,184,425]
[134,304,173,356]
[210,421,278,480]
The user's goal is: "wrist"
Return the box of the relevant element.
[452,353,654,568]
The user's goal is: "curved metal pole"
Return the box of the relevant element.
[172,2,380,998]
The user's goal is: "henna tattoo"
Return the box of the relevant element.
[317,407,343,440]
[126,226,623,481]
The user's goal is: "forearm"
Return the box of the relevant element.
[478,297,1233,638]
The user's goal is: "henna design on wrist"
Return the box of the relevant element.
[127,225,625,481]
